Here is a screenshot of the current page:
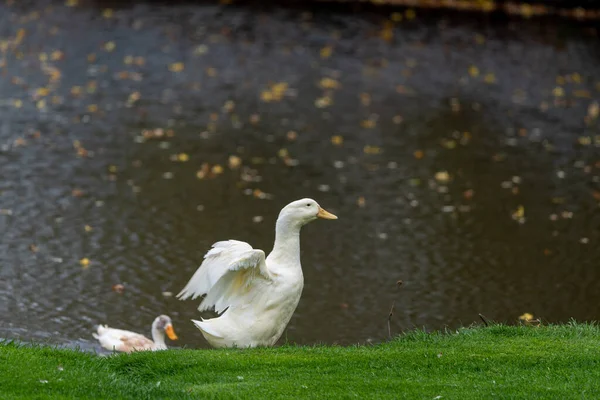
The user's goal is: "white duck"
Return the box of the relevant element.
[93,315,178,353]
[177,198,337,348]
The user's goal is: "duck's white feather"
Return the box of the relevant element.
[177,240,271,313]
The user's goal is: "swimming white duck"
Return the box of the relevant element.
[177,198,337,348]
[93,315,178,352]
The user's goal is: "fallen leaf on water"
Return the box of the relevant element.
[319,77,340,89]
[72,189,85,197]
[177,153,189,162]
[228,155,242,169]
[357,196,366,207]
[361,119,377,129]
[552,87,565,97]
[512,205,525,220]
[405,8,416,19]
[434,171,450,183]
[84,225,93,232]
[169,62,184,72]
[390,12,403,22]
[364,145,381,154]
[463,189,475,200]
[286,131,297,141]
[413,150,424,159]
[315,96,332,108]
[212,165,224,175]
[80,258,90,267]
[112,284,125,293]
[320,46,332,59]
[331,135,343,146]
[103,41,116,52]
[484,73,496,84]
[468,65,480,78]
[29,244,38,253]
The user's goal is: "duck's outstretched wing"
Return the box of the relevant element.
[177,240,271,313]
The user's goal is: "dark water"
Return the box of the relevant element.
[0,0,599,351]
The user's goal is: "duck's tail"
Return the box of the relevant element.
[191,318,224,339]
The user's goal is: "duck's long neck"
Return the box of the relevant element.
[269,217,302,265]
[151,326,167,350]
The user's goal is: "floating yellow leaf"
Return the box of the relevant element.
[128,91,141,104]
[390,12,403,22]
[405,8,416,20]
[331,135,343,146]
[414,150,424,159]
[357,196,366,207]
[206,67,217,77]
[103,41,116,52]
[87,104,98,113]
[484,73,496,84]
[50,50,64,61]
[318,77,340,89]
[512,205,525,219]
[468,65,479,78]
[574,90,591,98]
[108,165,118,173]
[587,102,599,120]
[102,8,113,18]
[286,131,297,141]
[84,225,93,232]
[36,87,50,97]
[212,164,224,175]
[169,62,184,72]
[320,46,332,59]
[360,93,371,106]
[228,155,242,169]
[552,87,565,97]
[361,119,377,129]
[435,171,450,183]
[364,145,382,155]
[177,153,189,162]
[80,258,90,267]
[315,96,332,108]
[261,82,288,102]
[65,0,78,6]
[380,21,394,42]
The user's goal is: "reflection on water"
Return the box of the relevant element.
[0,0,599,350]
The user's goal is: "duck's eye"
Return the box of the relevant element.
[306,203,311,207]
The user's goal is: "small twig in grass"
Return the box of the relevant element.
[479,313,490,327]
[388,301,395,339]
[387,280,403,339]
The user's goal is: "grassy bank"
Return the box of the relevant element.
[1,323,599,399]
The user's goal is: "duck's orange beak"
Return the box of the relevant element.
[165,324,178,340]
[317,206,338,220]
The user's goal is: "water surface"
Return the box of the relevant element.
[0,0,599,350]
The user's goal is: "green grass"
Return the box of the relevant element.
[1,323,599,399]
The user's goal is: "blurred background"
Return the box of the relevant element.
[0,0,599,351]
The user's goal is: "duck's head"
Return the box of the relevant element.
[153,315,178,340]
[278,198,338,227]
